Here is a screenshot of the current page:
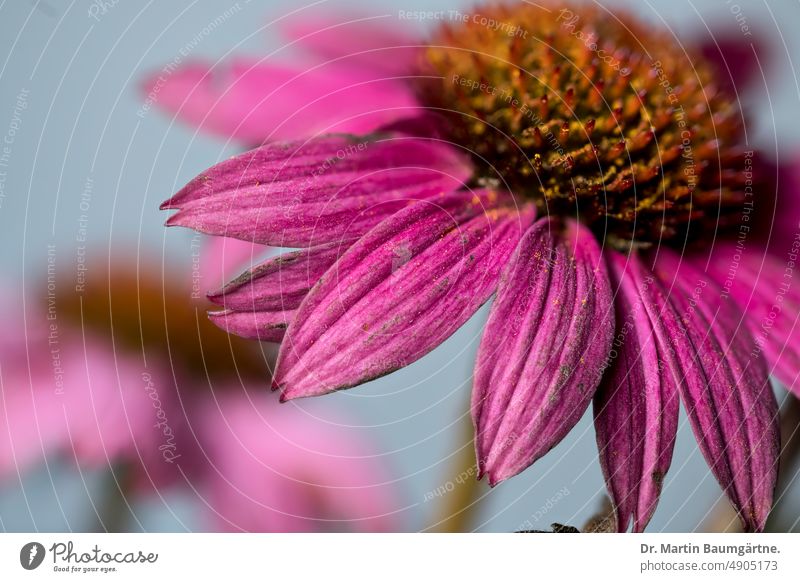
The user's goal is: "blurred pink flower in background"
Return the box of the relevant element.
[0,307,163,477]
[199,392,399,532]
[0,246,404,531]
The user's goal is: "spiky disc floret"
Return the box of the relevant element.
[416,2,752,245]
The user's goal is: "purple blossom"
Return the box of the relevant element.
[154,3,791,531]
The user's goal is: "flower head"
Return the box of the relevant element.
[417,3,749,245]
[157,2,789,532]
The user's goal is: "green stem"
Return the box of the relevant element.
[427,412,484,532]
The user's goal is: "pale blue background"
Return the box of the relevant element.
[1,0,798,532]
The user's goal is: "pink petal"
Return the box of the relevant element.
[699,31,767,94]
[208,308,294,343]
[593,251,679,532]
[208,243,346,312]
[766,159,800,257]
[198,392,402,532]
[743,154,798,260]
[274,191,534,399]
[141,58,421,143]
[653,250,779,532]
[697,242,800,396]
[472,218,614,486]
[278,12,421,74]
[163,136,471,247]
[206,244,349,342]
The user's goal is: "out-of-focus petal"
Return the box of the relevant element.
[738,154,797,259]
[653,250,779,532]
[163,135,471,248]
[593,251,679,532]
[274,191,534,399]
[699,31,768,95]
[198,392,402,532]
[0,315,166,478]
[278,12,421,74]
[472,218,614,486]
[141,59,422,143]
[766,159,800,257]
[695,241,800,395]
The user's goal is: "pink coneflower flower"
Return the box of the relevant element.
[157,3,791,532]
[1,258,402,532]
[0,305,163,478]
[198,390,400,532]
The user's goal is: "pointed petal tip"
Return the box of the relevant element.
[741,505,770,533]
[164,212,187,227]
[651,249,779,536]
[482,465,505,488]
[205,287,224,303]
[276,386,305,403]
[206,309,234,334]
[207,308,232,319]
[164,211,205,233]
[630,508,650,533]
[630,506,659,533]
[619,513,635,534]
[471,217,613,497]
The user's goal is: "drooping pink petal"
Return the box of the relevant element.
[472,218,614,486]
[695,241,800,395]
[206,243,348,342]
[653,250,779,532]
[278,12,421,74]
[207,308,294,343]
[274,191,534,399]
[198,392,403,532]
[141,59,421,143]
[163,136,472,247]
[208,243,346,312]
[593,251,679,532]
